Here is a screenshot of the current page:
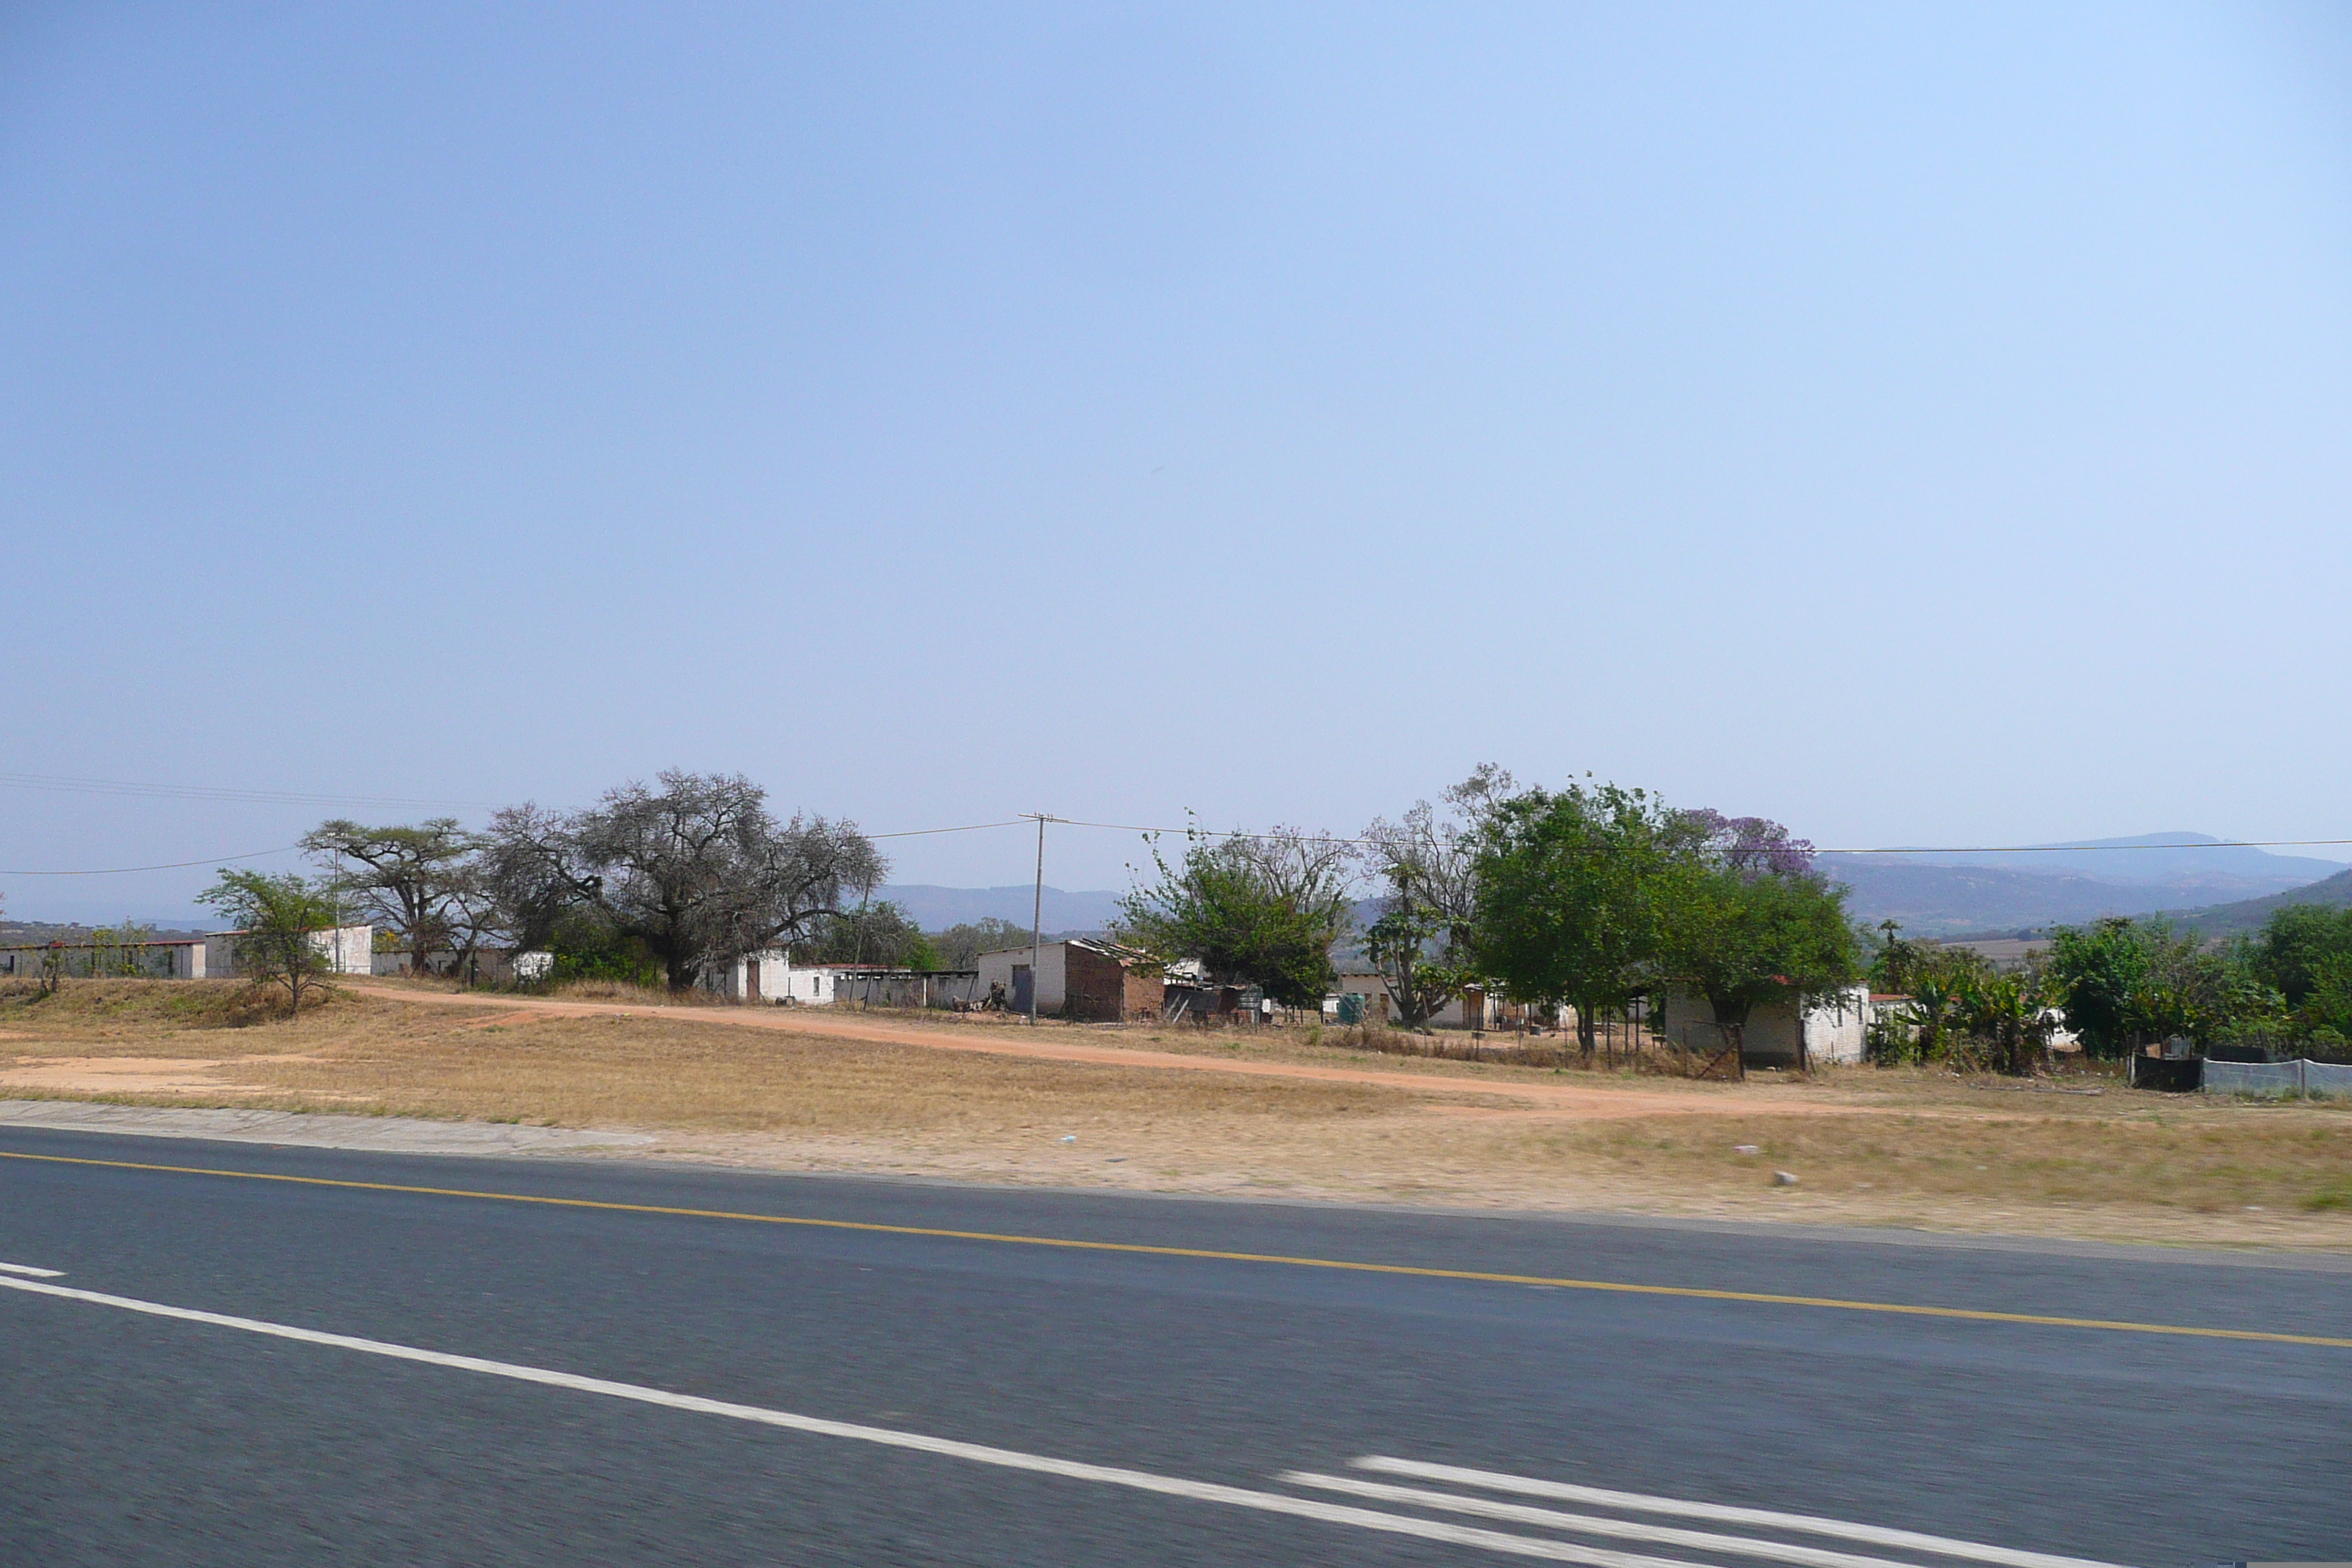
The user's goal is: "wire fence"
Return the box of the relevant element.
[2201,1059,2352,1098]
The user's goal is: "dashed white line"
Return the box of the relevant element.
[1351,1458,2122,1568]
[0,1274,1754,1565]
[1286,1472,2089,1568]
[0,1272,2127,1568]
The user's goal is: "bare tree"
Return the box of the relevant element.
[1360,765,1512,1029]
[568,772,885,991]
[1224,826,1360,920]
[478,803,600,952]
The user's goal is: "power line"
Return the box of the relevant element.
[7,799,2348,878]
[0,772,495,810]
[865,818,1032,840]
[0,845,302,877]
[964,818,2352,857]
[1819,840,2352,856]
[9,767,2346,858]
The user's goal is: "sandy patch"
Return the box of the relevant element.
[1,1056,260,1094]
[0,1053,325,1096]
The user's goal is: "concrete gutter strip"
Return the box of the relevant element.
[0,1101,655,1157]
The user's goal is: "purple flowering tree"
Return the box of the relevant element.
[1672,810,1817,878]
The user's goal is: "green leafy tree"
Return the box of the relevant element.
[1956,968,2065,1076]
[303,818,483,976]
[2051,916,2277,1056]
[197,870,343,1014]
[2302,950,2352,1057]
[1117,826,1355,1009]
[2249,905,2352,1007]
[1868,919,1975,998]
[1656,847,1861,1066]
[929,917,1038,969]
[810,900,941,968]
[1901,968,1973,1063]
[543,908,664,989]
[89,919,158,978]
[1360,904,1468,1031]
[1469,781,1677,1052]
[2048,919,2151,1058]
[1865,931,1992,1063]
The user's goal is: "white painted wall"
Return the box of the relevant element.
[709,950,846,1005]
[976,943,1066,1011]
[1659,985,1869,1066]
[317,926,373,975]
[197,924,372,979]
[369,948,534,984]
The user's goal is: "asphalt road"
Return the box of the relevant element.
[1,1126,2345,1567]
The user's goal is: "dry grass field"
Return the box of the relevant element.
[4,976,2349,1251]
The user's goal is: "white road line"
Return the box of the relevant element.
[1288,1473,2032,1568]
[1352,1459,2125,1568]
[0,1261,63,1277]
[0,1277,1714,1568]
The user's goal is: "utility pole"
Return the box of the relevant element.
[1026,813,1049,1028]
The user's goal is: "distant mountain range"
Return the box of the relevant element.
[878,885,1126,934]
[1820,834,2347,937]
[887,834,2352,944]
[2168,868,2352,938]
[10,840,2341,956]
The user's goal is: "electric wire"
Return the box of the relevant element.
[0,772,494,810]
[6,776,2349,874]
[0,846,303,876]
[865,819,1032,840]
[995,818,2352,857]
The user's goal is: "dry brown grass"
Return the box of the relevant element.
[1547,1107,2352,1215]
[5,978,2351,1249]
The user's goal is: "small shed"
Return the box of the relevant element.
[1657,985,1870,1068]
[974,938,1164,1021]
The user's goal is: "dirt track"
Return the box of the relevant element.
[342,984,1876,1123]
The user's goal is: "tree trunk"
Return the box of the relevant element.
[1708,995,1752,1080]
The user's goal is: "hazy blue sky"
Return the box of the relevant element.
[5,3,2349,922]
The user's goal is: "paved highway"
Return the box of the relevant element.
[1,1124,2345,1566]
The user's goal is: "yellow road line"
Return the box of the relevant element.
[4,1147,2347,1349]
